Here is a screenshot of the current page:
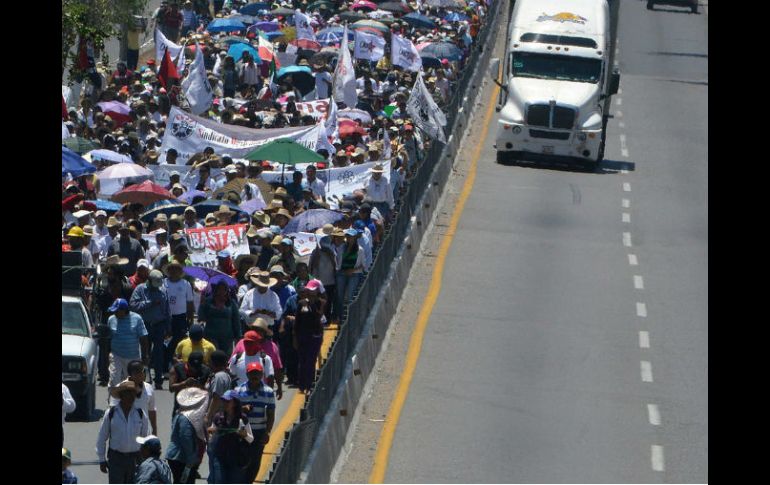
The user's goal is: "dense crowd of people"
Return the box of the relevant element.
[62,0,490,482]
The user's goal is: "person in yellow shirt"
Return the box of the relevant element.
[175,324,216,365]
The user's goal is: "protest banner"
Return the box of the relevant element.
[290,232,318,258]
[158,107,321,164]
[185,224,250,268]
[278,98,329,120]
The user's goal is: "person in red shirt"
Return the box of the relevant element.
[216,251,238,278]
[129,259,151,289]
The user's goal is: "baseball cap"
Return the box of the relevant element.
[243,330,263,342]
[246,361,264,374]
[137,259,150,270]
[217,250,231,259]
[135,435,162,454]
[108,298,129,312]
[95,210,107,218]
[149,269,164,282]
[344,228,359,237]
[305,279,321,292]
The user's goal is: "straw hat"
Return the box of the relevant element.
[249,271,278,288]
[102,255,129,267]
[315,223,334,236]
[248,317,274,336]
[214,205,236,218]
[110,380,137,399]
[371,163,385,173]
[274,208,292,220]
[273,187,288,199]
[176,387,209,409]
[252,210,270,226]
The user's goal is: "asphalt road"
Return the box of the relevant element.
[380,0,708,482]
[64,374,299,483]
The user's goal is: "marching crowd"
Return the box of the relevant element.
[62,0,490,482]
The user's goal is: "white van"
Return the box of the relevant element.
[489,0,620,169]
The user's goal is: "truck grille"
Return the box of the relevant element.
[529,129,570,140]
[526,104,577,130]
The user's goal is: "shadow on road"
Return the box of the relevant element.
[496,158,635,175]
[647,6,700,14]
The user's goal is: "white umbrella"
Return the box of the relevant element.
[96,163,155,197]
[338,108,373,126]
[85,149,134,164]
[367,9,392,19]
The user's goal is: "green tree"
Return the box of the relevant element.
[62,0,149,82]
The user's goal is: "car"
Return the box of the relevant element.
[62,295,98,421]
[647,0,698,14]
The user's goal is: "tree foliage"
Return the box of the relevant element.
[62,0,149,81]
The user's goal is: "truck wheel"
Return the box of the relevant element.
[646,1,654,10]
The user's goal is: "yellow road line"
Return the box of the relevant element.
[368,84,501,484]
[255,323,340,483]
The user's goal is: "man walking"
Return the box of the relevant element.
[234,362,275,483]
[163,261,195,372]
[130,270,172,390]
[107,299,150,393]
[134,435,172,484]
[109,360,159,436]
[96,381,150,484]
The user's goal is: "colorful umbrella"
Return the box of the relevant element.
[444,12,470,22]
[351,19,389,34]
[340,11,368,22]
[263,31,286,41]
[86,149,134,164]
[352,1,378,11]
[139,200,190,223]
[96,162,153,181]
[96,101,132,127]
[290,39,322,51]
[402,12,437,29]
[62,146,97,177]
[270,7,296,17]
[183,266,238,288]
[282,209,345,234]
[63,137,99,154]
[379,2,411,13]
[338,119,368,138]
[421,41,463,61]
[92,199,123,212]
[338,108,373,125]
[254,20,281,32]
[279,26,297,42]
[420,55,442,68]
[276,65,315,95]
[112,180,174,206]
[307,1,336,11]
[206,18,247,33]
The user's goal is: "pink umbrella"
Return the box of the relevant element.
[111,180,175,206]
[96,101,132,127]
[290,39,323,51]
[352,1,378,11]
[416,42,432,51]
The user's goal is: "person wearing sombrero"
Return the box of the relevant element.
[166,387,209,484]
[92,255,134,386]
[268,235,297,276]
[214,204,237,226]
[239,271,283,331]
[365,162,394,220]
[96,381,150,484]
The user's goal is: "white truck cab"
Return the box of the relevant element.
[490,0,620,169]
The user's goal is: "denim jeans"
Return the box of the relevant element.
[335,272,362,319]
[167,314,189,369]
[147,321,170,385]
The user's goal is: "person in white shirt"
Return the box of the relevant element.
[314,66,332,100]
[239,52,261,89]
[364,163,394,219]
[108,360,159,435]
[305,165,326,201]
[62,383,76,446]
[183,207,203,229]
[163,262,196,367]
[228,330,275,388]
[95,381,150,483]
[239,271,283,325]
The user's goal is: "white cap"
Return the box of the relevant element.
[72,210,92,219]
[137,259,150,269]
[95,210,107,218]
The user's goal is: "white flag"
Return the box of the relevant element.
[325,96,339,141]
[317,121,336,158]
[391,34,422,72]
[382,126,392,160]
[354,30,386,62]
[181,43,213,115]
[155,28,186,72]
[333,25,358,108]
[406,72,447,143]
[294,9,317,41]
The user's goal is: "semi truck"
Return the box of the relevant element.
[489,0,620,169]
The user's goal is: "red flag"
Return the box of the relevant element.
[158,48,179,89]
[76,37,89,71]
[62,96,69,121]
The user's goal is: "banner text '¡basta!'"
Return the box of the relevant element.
[186,225,247,250]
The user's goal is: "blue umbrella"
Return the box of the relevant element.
[421,41,463,61]
[420,55,442,69]
[316,27,354,45]
[240,2,271,16]
[263,31,286,41]
[277,65,312,78]
[192,200,248,219]
[402,13,437,30]
[92,199,123,212]
[183,266,238,288]
[139,199,190,223]
[228,42,261,63]
[226,14,257,25]
[444,12,469,22]
[254,20,281,32]
[62,146,97,177]
[206,18,247,33]
[281,209,345,234]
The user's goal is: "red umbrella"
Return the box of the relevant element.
[290,39,323,51]
[338,119,367,138]
[111,180,175,206]
[352,1,378,11]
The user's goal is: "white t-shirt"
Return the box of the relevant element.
[228,351,275,387]
[164,278,193,316]
[315,71,332,99]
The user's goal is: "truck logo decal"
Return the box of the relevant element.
[536,12,588,24]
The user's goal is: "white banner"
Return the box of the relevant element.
[155,28,186,72]
[324,161,391,207]
[354,30,386,62]
[185,224,250,268]
[291,232,318,257]
[333,25,358,108]
[294,9,317,41]
[181,44,214,115]
[149,164,224,188]
[279,98,329,120]
[159,106,321,164]
[406,72,447,143]
[391,34,422,72]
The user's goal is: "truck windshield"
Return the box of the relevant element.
[512,52,602,84]
[62,301,89,337]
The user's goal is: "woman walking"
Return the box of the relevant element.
[198,281,241,356]
[207,390,253,483]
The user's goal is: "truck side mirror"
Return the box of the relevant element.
[489,58,501,82]
[609,68,621,95]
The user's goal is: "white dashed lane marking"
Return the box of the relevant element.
[622,198,630,208]
[651,445,665,471]
[622,213,631,223]
[634,275,644,289]
[620,134,629,157]
[647,404,661,426]
[628,254,638,266]
[616,97,622,106]
[623,232,632,247]
[641,361,654,382]
[639,331,650,349]
[623,182,631,192]
[636,302,647,317]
